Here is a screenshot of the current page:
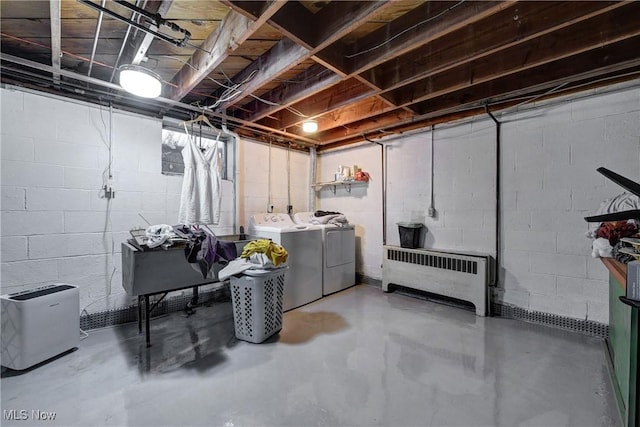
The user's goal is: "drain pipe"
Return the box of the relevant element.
[485,106,501,289]
[365,135,387,245]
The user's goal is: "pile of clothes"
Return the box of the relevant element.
[143,224,238,279]
[587,193,640,263]
[218,239,288,281]
[310,210,349,226]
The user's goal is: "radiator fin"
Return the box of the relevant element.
[387,248,478,275]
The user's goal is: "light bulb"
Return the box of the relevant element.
[119,64,162,98]
[302,120,318,133]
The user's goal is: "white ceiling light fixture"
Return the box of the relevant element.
[119,64,162,98]
[302,120,318,133]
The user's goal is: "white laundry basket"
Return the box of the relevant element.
[230,267,287,343]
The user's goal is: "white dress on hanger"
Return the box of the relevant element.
[178,128,221,225]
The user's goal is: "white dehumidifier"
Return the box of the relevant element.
[1,283,79,370]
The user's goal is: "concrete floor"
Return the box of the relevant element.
[1,284,619,427]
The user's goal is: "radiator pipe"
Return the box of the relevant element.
[485,106,501,290]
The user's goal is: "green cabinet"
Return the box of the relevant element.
[606,260,639,427]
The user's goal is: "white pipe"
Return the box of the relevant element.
[428,125,435,216]
[287,142,292,214]
[309,147,317,212]
[268,138,272,212]
[221,121,241,235]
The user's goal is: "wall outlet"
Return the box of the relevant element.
[103,185,115,199]
[427,206,436,217]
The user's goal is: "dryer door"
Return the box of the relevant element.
[326,229,355,267]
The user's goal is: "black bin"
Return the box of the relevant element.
[397,222,423,249]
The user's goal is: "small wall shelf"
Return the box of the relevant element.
[312,180,368,194]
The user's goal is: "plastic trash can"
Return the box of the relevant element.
[230,267,287,343]
[397,222,423,249]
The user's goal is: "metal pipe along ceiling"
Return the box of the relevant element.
[109,0,145,83]
[87,0,106,77]
[77,0,190,49]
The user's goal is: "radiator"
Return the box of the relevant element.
[382,245,491,316]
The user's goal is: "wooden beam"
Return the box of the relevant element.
[49,0,61,82]
[361,1,627,92]
[261,1,316,50]
[316,108,415,142]
[238,64,340,122]
[259,78,374,129]
[213,37,310,109]
[315,1,510,77]
[169,1,285,100]
[288,1,630,137]
[318,37,640,144]
[312,97,399,133]
[238,0,507,123]
[118,0,173,65]
[210,0,392,111]
[272,1,391,50]
[411,37,640,115]
[387,7,640,107]
[316,106,492,150]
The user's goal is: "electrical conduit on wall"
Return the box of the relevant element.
[309,146,317,212]
[221,121,240,235]
[485,106,501,289]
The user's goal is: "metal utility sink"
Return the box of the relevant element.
[121,235,254,297]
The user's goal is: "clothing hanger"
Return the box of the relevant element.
[179,113,217,131]
[180,111,220,152]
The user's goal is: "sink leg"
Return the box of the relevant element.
[138,296,143,333]
[145,295,151,348]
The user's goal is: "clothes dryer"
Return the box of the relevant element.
[249,213,323,311]
[293,212,356,296]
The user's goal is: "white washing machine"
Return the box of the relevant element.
[249,213,323,311]
[293,212,356,296]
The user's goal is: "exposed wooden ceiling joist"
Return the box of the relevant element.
[234,0,510,128]
[2,0,639,147]
[169,1,285,100]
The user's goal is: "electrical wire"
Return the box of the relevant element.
[344,0,466,59]
[80,291,127,317]
[0,32,114,70]
[95,102,117,300]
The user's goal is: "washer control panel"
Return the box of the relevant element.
[251,213,295,226]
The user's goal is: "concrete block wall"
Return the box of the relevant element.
[317,144,383,275]
[0,87,242,314]
[237,139,310,230]
[317,80,640,323]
